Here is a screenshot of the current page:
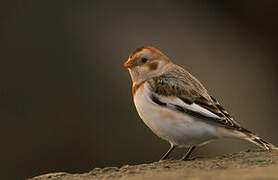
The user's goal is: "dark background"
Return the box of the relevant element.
[1,1,278,179]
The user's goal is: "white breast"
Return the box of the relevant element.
[133,82,219,146]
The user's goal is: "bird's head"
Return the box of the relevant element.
[123,46,172,83]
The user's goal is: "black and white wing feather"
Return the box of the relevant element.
[147,64,244,131]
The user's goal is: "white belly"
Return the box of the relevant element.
[133,83,218,146]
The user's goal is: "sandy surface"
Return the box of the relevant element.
[28,149,278,180]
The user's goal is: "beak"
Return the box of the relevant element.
[123,59,133,68]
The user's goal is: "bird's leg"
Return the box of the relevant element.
[160,145,175,161]
[182,146,196,160]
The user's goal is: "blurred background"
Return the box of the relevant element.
[1,0,278,179]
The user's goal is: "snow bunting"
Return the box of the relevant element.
[123,46,277,160]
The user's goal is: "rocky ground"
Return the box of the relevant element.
[28,149,278,180]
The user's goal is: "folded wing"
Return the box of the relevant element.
[147,65,243,130]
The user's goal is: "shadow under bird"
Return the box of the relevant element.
[123,46,277,160]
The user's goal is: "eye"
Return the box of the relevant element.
[141,58,148,63]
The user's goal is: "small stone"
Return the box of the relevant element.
[93,168,101,171]
[121,165,129,169]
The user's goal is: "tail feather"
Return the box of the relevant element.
[241,129,278,151]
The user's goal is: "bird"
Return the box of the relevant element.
[123,46,277,161]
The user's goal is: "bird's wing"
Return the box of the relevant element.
[147,65,242,130]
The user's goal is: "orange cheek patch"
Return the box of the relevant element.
[148,62,158,71]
